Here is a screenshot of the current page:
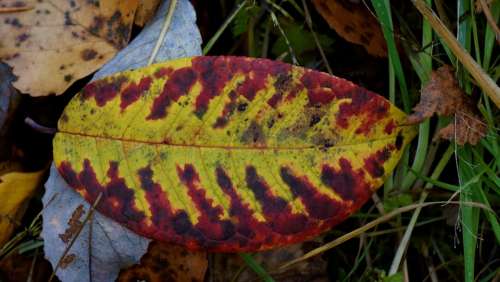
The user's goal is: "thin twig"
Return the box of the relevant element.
[478,0,500,45]
[0,5,33,13]
[24,117,57,134]
[27,247,39,282]
[300,0,333,74]
[371,193,386,215]
[269,10,299,65]
[49,193,103,282]
[278,201,491,270]
[147,0,178,65]
[203,0,248,55]
[88,213,94,282]
[389,144,453,274]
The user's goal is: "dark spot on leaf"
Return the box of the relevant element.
[241,121,265,144]
[395,132,403,150]
[384,120,396,134]
[344,24,355,33]
[89,15,104,34]
[15,33,30,46]
[237,103,248,112]
[309,114,321,126]
[360,34,371,46]
[81,49,97,61]
[64,11,72,25]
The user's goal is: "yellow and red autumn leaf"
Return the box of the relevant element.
[53,56,416,252]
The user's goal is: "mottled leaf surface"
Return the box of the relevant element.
[0,0,139,96]
[54,56,416,252]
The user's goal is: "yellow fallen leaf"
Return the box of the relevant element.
[0,0,139,96]
[0,169,44,246]
[53,56,416,252]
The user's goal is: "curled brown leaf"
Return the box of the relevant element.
[312,0,387,57]
[407,65,487,145]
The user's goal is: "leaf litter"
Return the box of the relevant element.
[0,0,140,96]
[117,241,207,282]
[312,0,387,57]
[407,65,487,145]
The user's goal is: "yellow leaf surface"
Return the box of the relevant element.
[53,56,416,251]
[0,0,139,96]
[0,169,44,246]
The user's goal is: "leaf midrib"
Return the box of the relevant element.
[57,127,409,151]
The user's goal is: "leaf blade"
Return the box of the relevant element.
[53,56,416,251]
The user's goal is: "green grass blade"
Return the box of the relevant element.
[482,1,500,70]
[458,146,481,282]
[475,184,500,244]
[240,253,275,282]
[370,0,411,112]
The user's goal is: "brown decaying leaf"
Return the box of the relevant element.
[0,0,140,96]
[117,241,207,282]
[312,0,387,57]
[134,0,161,26]
[437,112,487,146]
[407,65,487,145]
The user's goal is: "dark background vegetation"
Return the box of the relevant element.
[2,0,498,281]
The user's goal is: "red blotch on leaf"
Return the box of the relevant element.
[177,164,235,241]
[147,68,197,120]
[363,146,393,178]
[120,77,153,111]
[81,76,128,107]
[58,160,146,226]
[320,158,371,204]
[245,166,308,235]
